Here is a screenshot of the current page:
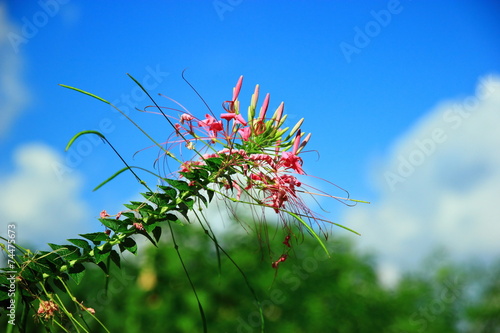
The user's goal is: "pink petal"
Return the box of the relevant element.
[221,113,236,120]
[232,75,243,101]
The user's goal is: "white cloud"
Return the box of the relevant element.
[0,3,30,141]
[0,143,91,250]
[345,75,500,286]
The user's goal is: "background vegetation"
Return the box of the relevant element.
[2,218,499,332]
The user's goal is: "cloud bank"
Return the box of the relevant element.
[0,143,90,250]
[345,75,500,286]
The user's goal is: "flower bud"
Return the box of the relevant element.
[271,102,284,125]
[259,93,270,121]
[249,84,259,120]
[296,133,311,153]
[284,118,304,141]
[232,75,243,101]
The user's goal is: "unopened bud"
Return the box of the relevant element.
[296,133,311,153]
[277,114,288,128]
[259,93,270,120]
[272,102,284,124]
[232,75,243,101]
[285,118,304,141]
[250,84,259,110]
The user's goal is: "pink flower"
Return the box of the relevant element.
[100,210,109,218]
[234,114,247,126]
[220,113,247,126]
[180,113,194,123]
[198,114,223,132]
[133,222,144,231]
[238,127,251,141]
[179,161,204,173]
[37,300,59,320]
[280,151,304,175]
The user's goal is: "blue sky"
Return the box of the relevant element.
[1,1,500,284]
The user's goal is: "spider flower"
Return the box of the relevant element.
[160,76,364,265]
[171,77,314,218]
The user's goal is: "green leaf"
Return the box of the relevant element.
[67,239,92,253]
[123,202,141,210]
[68,263,86,285]
[206,189,215,203]
[59,84,111,104]
[99,218,121,231]
[0,289,9,302]
[142,221,157,233]
[80,232,109,244]
[27,260,53,276]
[164,179,191,191]
[120,212,136,219]
[97,261,108,275]
[93,166,129,191]
[109,250,121,268]
[94,245,112,264]
[152,226,162,243]
[158,186,177,200]
[205,157,223,170]
[53,276,67,292]
[93,166,163,192]
[66,130,106,151]
[121,237,137,254]
[47,244,81,261]
[287,211,330,257]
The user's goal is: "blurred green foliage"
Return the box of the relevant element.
[2,220,499,332]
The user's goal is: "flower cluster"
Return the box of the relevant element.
[172,76,311,215]
[37,300,59,321]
